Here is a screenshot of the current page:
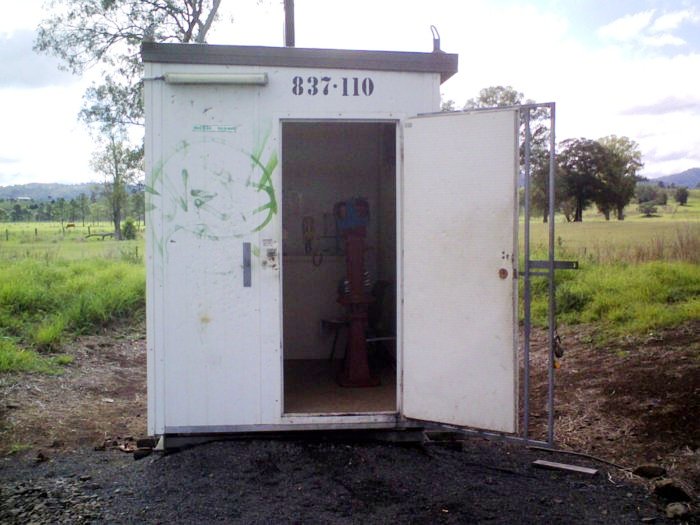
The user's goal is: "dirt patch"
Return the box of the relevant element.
[526,321,700,493]
[0,322,146,453]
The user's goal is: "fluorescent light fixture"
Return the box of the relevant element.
[164,72,268,85]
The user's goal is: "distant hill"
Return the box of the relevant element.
[0,182,100,201]
[647,167,700,188]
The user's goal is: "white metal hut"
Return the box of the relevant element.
[143,42,521,442]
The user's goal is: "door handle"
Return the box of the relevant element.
[243,242,252,287]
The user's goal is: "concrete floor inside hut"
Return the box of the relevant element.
[283,359,396,414]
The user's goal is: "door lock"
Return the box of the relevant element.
[262,247,279,270]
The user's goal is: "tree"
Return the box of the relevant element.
[56,198,67,226]
[464,86,525,109]
[41,201,55,222]
[91,134,142,239]
[674,187,689,205]
[595,136,643,220]
[557,138,608,222]
[441,98,456,112]
[130,189,145,225]
[637,184,660,204]
[36,0,222,131]
[68,198,80,222]
[78,192,89,226]
[11,204,26,222]
[121,217,137,240]
[639,202,658,217]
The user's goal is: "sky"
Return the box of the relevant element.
[1,0,699,185]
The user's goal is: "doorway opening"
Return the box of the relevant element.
[281,121,397,415]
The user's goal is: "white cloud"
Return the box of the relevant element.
[622,96,700,116]
[650,9,700,33]
[598,10,655,42]
[599,8,700,51]
[643,33,686,47]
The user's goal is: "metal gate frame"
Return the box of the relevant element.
[520,102,577,447]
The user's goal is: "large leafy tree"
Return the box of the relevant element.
[464,85,526,109]
[35,0,222,236]
[596,135,643,220]
[36,0,222,129]
[557,138,609,222]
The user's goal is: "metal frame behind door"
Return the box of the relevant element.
[520,102,577,447]
[521,103,556,447]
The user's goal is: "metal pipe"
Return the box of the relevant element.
[284,0,295,47]
[433,423,552,448]
[547,103,557,445]
[522,109,532,445]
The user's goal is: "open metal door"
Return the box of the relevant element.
[402,109,519,433]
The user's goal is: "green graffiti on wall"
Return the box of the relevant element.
[248,132,279,233]
[146,129,279,262]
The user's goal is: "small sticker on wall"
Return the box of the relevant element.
[192,124,239,133]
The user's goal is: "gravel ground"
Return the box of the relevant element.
[0,435,674,524]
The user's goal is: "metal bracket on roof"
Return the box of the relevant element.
[431,25,441,52]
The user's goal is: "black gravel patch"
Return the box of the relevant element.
[0,436,670,524]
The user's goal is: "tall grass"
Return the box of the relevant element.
[526,226,700,336]
[528,261,700,334]
[0,257,144,373]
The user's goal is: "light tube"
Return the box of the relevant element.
[164,73,268,85]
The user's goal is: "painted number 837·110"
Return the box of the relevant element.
[291,76,375,97]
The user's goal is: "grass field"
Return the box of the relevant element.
[527,189,700,263]
[0,221,142,263]
[0,190,698,373]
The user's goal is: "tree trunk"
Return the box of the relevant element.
[113,207,122,240]
[575,197,583,222]
[616,205,625,220]
[110,138,123,240]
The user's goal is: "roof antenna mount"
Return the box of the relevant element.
[430,25,441,52]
